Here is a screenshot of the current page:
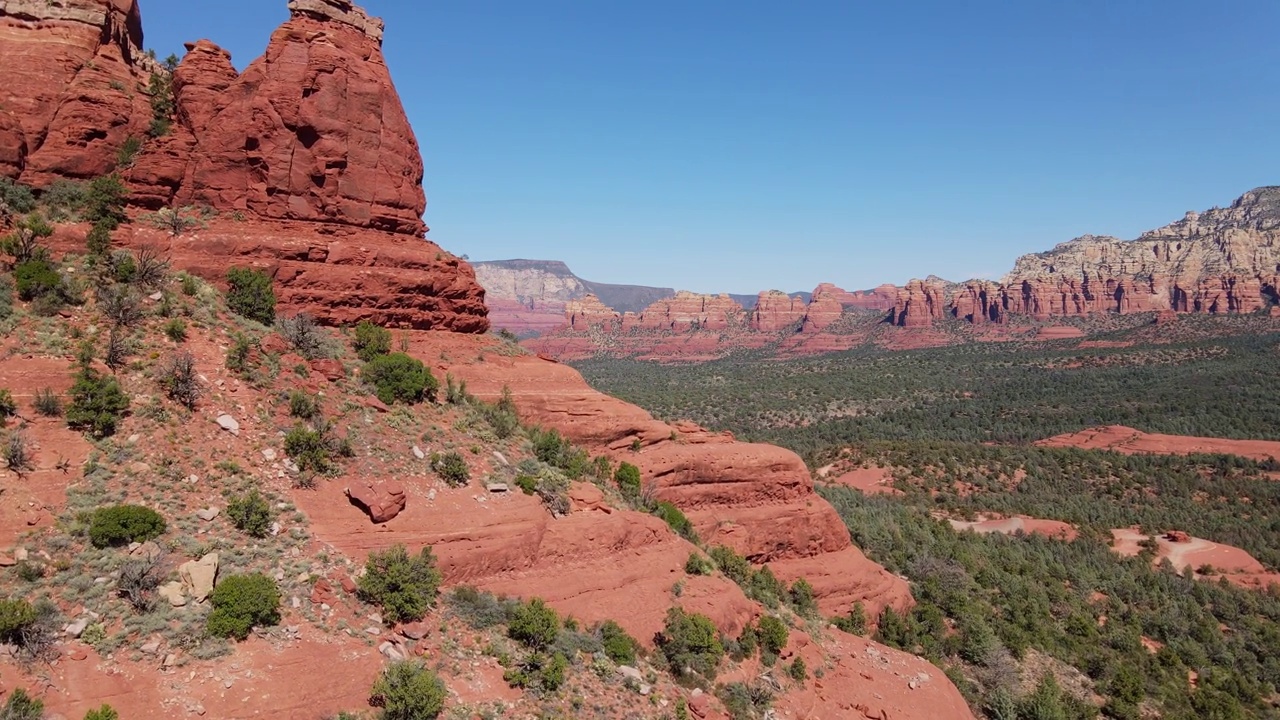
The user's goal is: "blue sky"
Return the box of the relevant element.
[141,1,1279,294]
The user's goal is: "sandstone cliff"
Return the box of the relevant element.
[128,0,426,234]
[0,0,153,185]
[2,0,491,332]
[997,188,1280,319]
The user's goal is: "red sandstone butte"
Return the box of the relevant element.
[129,0,425,234]
[890,279,947,327]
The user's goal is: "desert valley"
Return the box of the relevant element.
[0,2,1278,720]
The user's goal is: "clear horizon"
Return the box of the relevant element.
[141,0,1279,295]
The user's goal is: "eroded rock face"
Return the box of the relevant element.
[130,2,426,234]
[750,290,808,332]
[565,294,620,331]
[0,0,153,184]
[624,291,744,332]
[993,188,1280,320]
[890,279,946,327]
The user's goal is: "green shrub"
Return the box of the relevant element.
[42,179,87,221]
[226,333,255,374]
[656,607,723,679]
[32,388,62,417]
[757,615,788,665]
[370,660,446,720]
[85,220,113,256]
[116,135,142,168]
[164,318,187,342]
[0,177,36,215]
[653,501,696,541]
[0,389,15,418]
[445,586,515,630]
[358,544,442,625]
[746,565,786,609]
[505,652,567,693]
[66,367,130,437]
[284,424,336,475]
[685,552,714,576]
[789,578,818,617]
[598,620,639,664]
[788,657,808,682]
[614,461,641,498]
[508,598,560,651]
[227,489,273,538]
[353,320,392,362]
[83,704,119,720]
[88,504,165,548]
[515,474,538,495]
[430,451,470,487]
[180,272,199,296]
[14,259,61,301]
[364,352,436,405]
[709,545,752,585]
[0,688,43,720]
[85,175,128,229]
[206,573,280,640]
[288,390,320,420]
[0,599,37,642]
[226,267,276,325]
[833,601,868,636]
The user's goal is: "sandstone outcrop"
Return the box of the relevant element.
[0,0,153,184]
[128,0,425,234]
[890,279,946,327]
[624,291,744,332]
[566,294,620,331]
[749,290,807,332]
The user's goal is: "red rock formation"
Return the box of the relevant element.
[951,280,1004,324]
[67,220,490,332]
[0,110,26,178]
[565,294,620,331]
[0,0,154,184]
[750,290,807,332]
[990,189,1280,321]
[345,478,407,523]
[129,0,425,234]
[623,291,743,332]
[890,279,946,327]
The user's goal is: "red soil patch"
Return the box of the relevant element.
[1109,528,1280,591]
[947,514,1078,541]
[0,358,93,548]
[829,466,902,496]
[1035,326,1086,340]
[1037,425,1280,464]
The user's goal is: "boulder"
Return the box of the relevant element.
[159,581,187,608]
[179,552,219,603]
[346,479,406,523]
